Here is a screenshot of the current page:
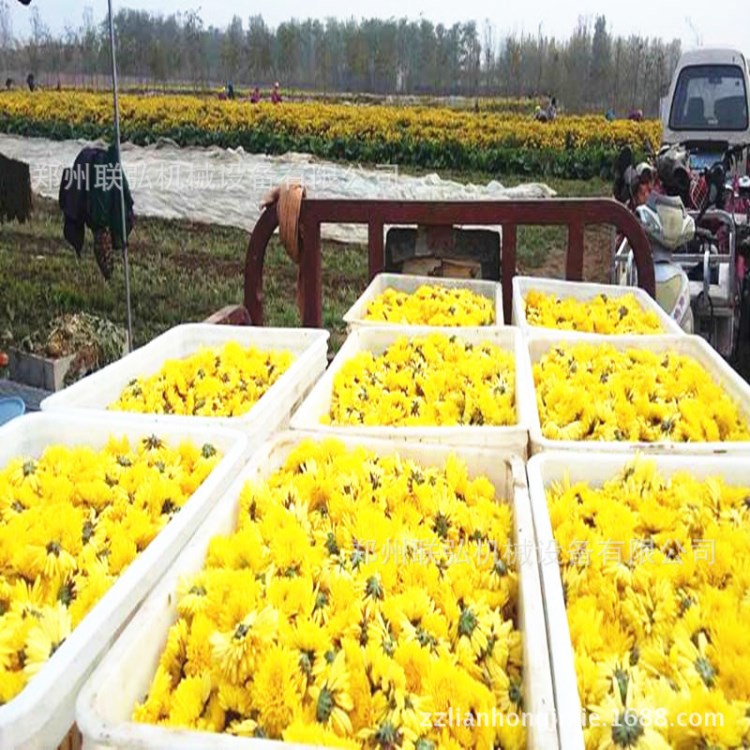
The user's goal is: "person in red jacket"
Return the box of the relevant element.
[271,82,282,104]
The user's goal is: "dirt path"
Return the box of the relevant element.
[518,225,613,282]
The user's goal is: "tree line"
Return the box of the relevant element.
[0,3,682,116]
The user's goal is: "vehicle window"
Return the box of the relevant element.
[669,64,748,131]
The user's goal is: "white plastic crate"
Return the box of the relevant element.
[0,412,248,750]
[526,451,750,750]
[290,326,532,457]
[344,272,505,328]
[524,332,750,455]
[511,276,682,337]
[41,324,329,454]
[77,432,558,750]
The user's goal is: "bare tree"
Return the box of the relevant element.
[0,0,13,81]
[535,24,545,96]
[246,15,272,82]
[589,16,611,110]
[220,15,243,82]
[0,0,12,50]
[482,19,494,93]
[183,8,206,86]
[612,38,623,111]
[26,7,50,78]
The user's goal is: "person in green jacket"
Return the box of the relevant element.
[59,145,135,280]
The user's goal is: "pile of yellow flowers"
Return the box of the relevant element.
[0,436,221,703]
[523,290,663,334]
[364,286,495,326]
[548,459,750,748]
[327,334,516,427]
[534,342,750,442]
[110,342,294,417]
[135,439,525,749]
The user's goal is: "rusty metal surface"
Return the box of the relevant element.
[244,198,655,328]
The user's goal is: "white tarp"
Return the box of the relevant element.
[0,134,556,243]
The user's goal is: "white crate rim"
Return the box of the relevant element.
[77,431,558,749]
[526,451,750,750]
[511,276,683,337]
[344,272,505,327]
[290,325,532,457]
[41,324,329,432]
[0,412,248,750]
[524,331,750,456]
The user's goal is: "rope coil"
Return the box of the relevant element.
[262,182,305,262]
[262,182,307,318]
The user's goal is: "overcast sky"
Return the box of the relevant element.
[6,0,749,51]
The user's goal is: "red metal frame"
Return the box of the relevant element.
[241,198,655,327]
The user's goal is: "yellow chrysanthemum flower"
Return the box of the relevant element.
[110,342,294,418]
[249,645,304,736]
[0,436,221,702]
[549,458,750,749]
[365,285,495,326]
[535,342,750,443]
[327,333,516,427]
[134,440,524,747]
[524,290,663,334]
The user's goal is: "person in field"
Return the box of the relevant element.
[547,96,557,121]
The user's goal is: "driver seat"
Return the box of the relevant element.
[686,97,707,127]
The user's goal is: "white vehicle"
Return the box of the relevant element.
[661,48,750,174]
[612,50,750,358]
[658,49,750,358]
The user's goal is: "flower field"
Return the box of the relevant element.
[0,91,661,179]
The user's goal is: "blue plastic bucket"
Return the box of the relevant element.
[0,397,26,426]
